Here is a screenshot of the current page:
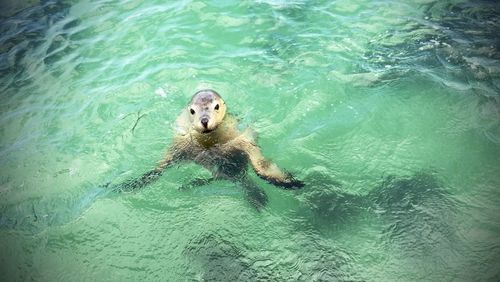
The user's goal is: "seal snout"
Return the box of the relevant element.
[201,117,209,129]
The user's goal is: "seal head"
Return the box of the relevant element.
[188,89,227,134]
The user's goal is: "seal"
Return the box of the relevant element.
[122,89,304,208]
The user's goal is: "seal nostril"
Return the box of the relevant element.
[201,118,209,128]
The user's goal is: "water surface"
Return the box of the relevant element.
[1,0,499,281]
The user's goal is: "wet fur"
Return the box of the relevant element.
[122,89,303,209]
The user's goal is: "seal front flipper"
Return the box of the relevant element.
[113,143,184,192]
[266,172,305,190]
[237,138,304,189]
[115,169,163,192]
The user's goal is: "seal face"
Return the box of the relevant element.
[188,89,226,134]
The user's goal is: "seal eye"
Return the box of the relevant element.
[190,109,195,115]
[214,104,219,110]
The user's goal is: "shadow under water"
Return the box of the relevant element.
[183,230,357,282]
[296,168,459,256]
[296,169,368,226]
[363,0,500,97]
[183,232,266,281]
[368,171,459,254]
[0,0,76,80]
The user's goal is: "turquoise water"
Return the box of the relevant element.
[1,0,499,280]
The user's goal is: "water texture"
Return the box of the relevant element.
[0,0,499,281]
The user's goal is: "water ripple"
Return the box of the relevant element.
[1,0,499,281]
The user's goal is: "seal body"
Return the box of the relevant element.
[133,89,303,208]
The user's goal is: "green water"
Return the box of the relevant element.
[1,0,499,281]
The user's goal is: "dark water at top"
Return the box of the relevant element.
[0,0,499,281]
